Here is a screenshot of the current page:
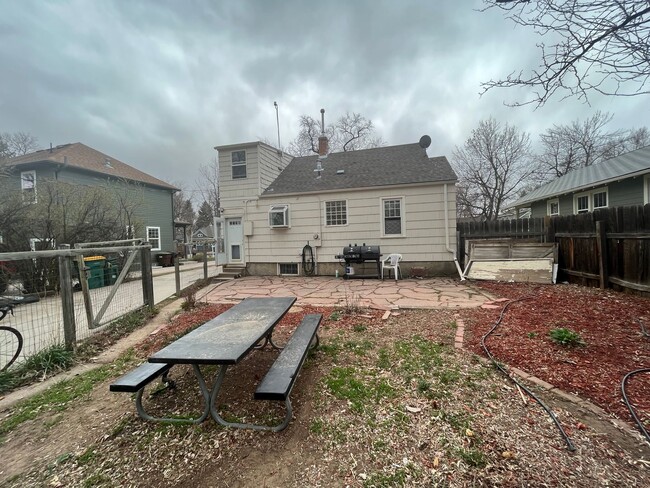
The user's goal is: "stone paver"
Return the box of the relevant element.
[203,276,491,310]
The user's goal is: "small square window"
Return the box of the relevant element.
[325,200,347,226]
[548,199,559,216]
[269,205,289,227]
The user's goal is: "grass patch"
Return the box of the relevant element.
[0,344,75,395]
[324,366,395,413]
[0,350,137,441]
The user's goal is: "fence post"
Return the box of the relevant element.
[596,220,608,290]
[203,251,208,280]
[57,244,76,349]
[141,245,154,307]
[175,255,181,295]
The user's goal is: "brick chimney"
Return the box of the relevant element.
[318,108,328,156]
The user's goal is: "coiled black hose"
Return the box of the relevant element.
[480,292,576,452]
[302,243,315,276]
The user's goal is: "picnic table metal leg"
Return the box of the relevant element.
[209,365,293,432]
[133,367,210,424]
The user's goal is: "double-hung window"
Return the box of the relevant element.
[232,150,246,179]
[592,190,607,209]
[574,187,608,214]
[325,200,347,226]
[146,226,161,251]
[21,170,36,203]
[382,197,403,236]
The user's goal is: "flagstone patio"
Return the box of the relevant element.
[202,276,491,310]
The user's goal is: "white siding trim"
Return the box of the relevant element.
[644,175,650,205]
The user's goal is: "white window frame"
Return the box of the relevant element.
[146,226,161,251]
[29,238,55,251]
[381,197,405,237]
[325,200,348,226]
[21,170,37,203]
[269,204,289,228]
[231,150,247,179]
[547,198,560,216]
[644,174,649,205]
[592,189,608,210]
[573,187,608,214]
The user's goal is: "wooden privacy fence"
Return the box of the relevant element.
[457,204,650,293]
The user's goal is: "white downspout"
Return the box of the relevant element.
[444,183,465,280]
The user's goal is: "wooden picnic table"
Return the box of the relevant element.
[148,296,296,429]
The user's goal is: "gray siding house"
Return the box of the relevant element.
[510,146,650,218]
[2,143,179,252]
[215,138,459,277]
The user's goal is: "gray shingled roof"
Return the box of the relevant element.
[511,145,650,208]
[262,143,456,196]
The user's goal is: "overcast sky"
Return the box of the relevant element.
[1,0,648,200]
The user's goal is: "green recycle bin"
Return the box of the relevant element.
[84,256,106,289]
[104,258,120,286]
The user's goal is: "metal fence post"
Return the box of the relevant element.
[174,255,181,295]
[57,244,77,349]
[141,245,154,307]
[203,251,208,280]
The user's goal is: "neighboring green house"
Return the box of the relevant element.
[510,145,650,218]
[1,143,179,252]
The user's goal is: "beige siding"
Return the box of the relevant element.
[258,145,291,192]
[219,145,260,204]
[240,184,456,265]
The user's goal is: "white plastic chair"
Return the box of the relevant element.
[381,254,402,281]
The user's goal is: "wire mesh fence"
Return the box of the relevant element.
[0,244,151,369]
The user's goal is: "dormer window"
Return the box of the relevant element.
[232,150,246,179]
[269,205,289,228]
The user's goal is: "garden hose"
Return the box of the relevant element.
[621,368,650,444]
[480,291,576,452]
[302,243,315,276]
[620,319,650,444]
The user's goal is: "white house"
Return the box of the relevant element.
[214,136,458,277]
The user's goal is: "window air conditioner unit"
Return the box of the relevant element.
[269,205,289,228]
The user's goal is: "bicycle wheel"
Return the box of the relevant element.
[0,326,23,372]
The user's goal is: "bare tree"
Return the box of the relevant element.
[287,111,384,156]
[535,111,648,180]
[0,131,39,159]
[173,190,195,224]
[482,1,650,106]
[453,118,534,220]
[195,157,220,216]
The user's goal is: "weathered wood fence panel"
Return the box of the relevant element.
[457,204,650,294]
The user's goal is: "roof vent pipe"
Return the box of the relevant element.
[318,108,328,156]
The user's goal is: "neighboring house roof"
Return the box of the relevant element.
[261,143,456,196]
[3,142,178,190]
[511,145,650,208]
[192,225,214,240]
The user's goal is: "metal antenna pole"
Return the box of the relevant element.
[274,101,281,149]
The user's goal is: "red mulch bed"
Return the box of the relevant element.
[461,282,650,425]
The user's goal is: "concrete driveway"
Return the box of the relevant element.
[202,276,491,310]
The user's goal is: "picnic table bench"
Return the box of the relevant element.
[110,297,321,431]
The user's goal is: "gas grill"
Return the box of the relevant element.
[335,244,382,279]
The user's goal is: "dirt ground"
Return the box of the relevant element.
[0,292,649,487]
